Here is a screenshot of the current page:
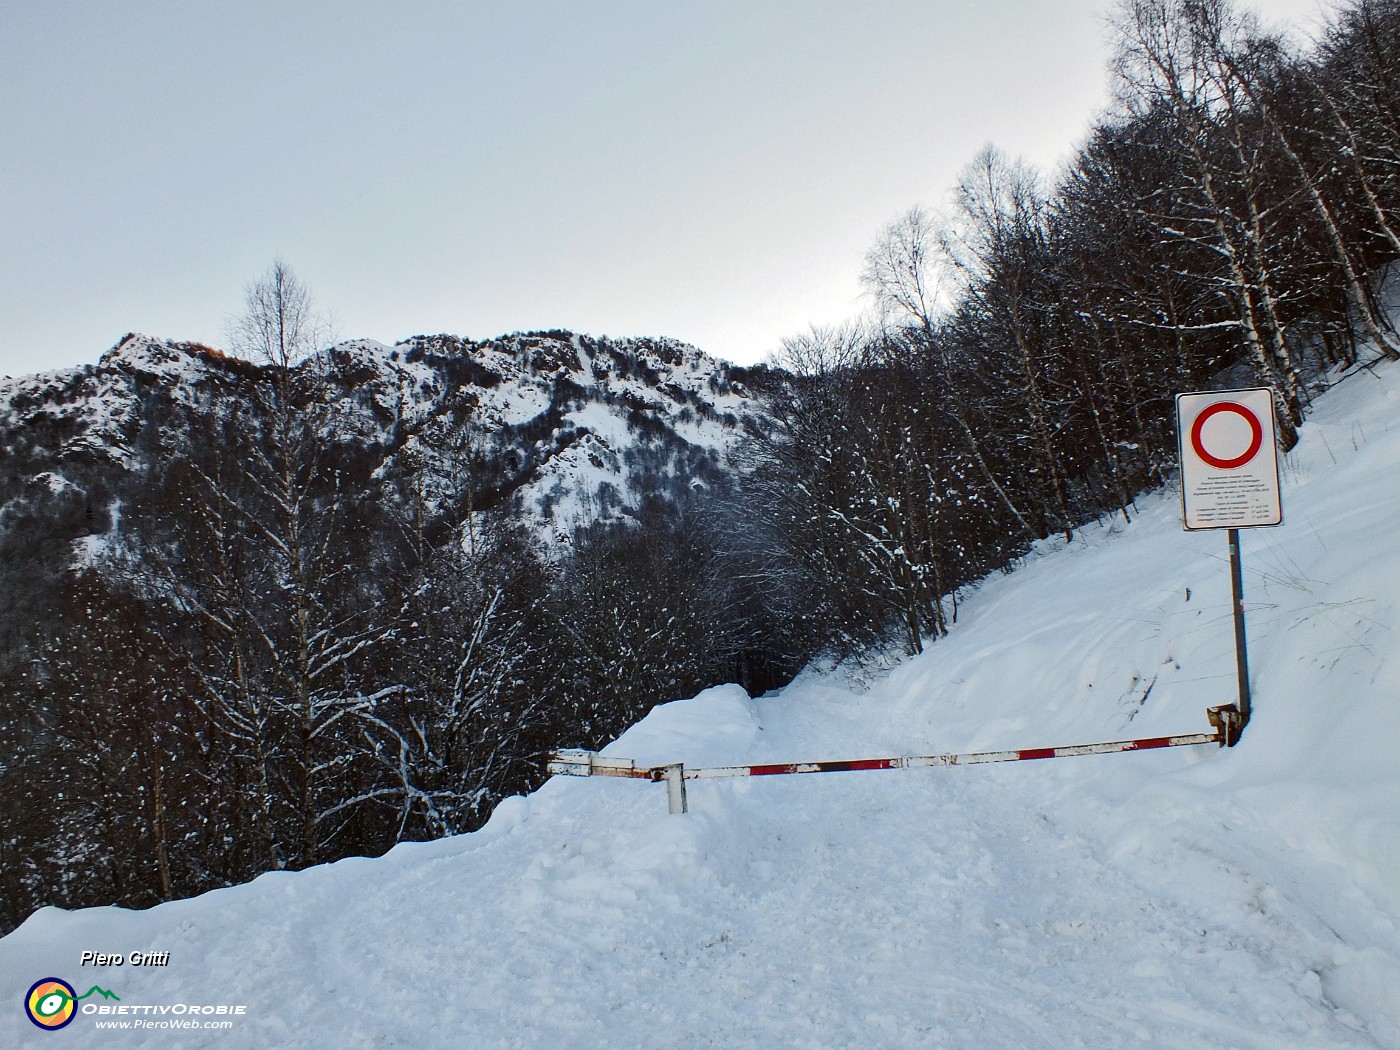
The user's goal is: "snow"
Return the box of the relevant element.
[566,400,634,447]
[1,330,760,556]
[4,362,1399,1048]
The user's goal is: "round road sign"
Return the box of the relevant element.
[1190,400,1263,469]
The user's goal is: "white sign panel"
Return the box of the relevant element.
[1176,387,1282,531]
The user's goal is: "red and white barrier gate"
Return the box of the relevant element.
[548,705,1243,814]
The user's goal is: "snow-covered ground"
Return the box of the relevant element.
[4,361,1398,1048]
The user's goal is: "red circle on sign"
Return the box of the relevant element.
[1190,401,1263,469]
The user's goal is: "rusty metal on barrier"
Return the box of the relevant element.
[547,750,653,779]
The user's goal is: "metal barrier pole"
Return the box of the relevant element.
[547,715,1228,815]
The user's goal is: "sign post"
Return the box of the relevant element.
[1226,527,1250,724]
[1176,388,1283,741]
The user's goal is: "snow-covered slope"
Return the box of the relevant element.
[0,330,766,550]
[4,361,1398,1048]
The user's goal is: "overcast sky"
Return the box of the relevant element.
[1,0,1330,378]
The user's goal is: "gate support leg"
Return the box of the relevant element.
[663,763,688,815]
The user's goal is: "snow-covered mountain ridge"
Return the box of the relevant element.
[3,359,1396,1047]
[0,329,771,547]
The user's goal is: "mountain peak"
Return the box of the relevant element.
[0,328,769,556]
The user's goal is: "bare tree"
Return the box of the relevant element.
[226,260,334,369]
[1112,0,1306,445]
[946,148,1077,540]
[863,207,1040,542]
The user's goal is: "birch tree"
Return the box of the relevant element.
[1113,0,1306,445]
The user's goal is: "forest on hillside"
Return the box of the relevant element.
[4,0,1400,933]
